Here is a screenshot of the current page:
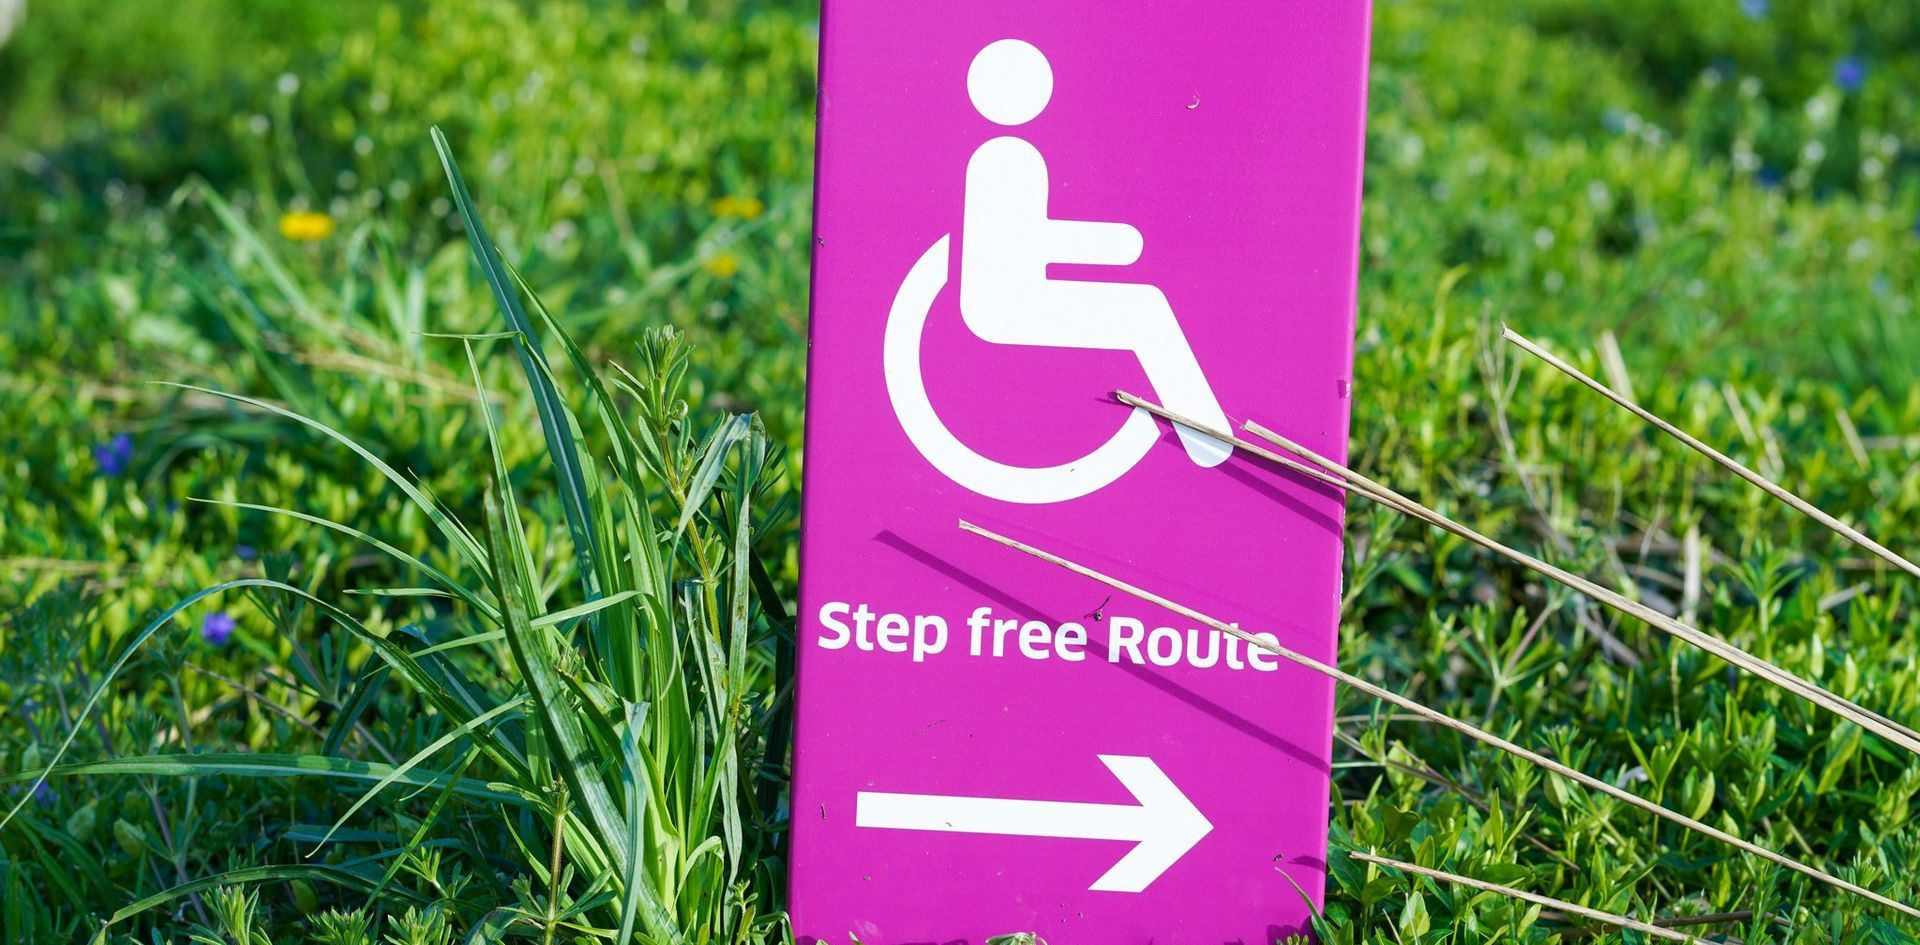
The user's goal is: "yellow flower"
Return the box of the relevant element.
[709,195,764,220]
[278,211,336,242]
[703,252,741,278]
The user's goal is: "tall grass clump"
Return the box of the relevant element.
[2,134,793,944]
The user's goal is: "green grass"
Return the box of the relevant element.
[4,0,1920,942]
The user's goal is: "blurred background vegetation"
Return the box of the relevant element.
[3,0,1919,942]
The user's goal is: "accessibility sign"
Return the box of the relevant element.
[792,4,1372,942]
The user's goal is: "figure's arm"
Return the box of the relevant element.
[969,137,1143,266]
[1046,218,1144,266]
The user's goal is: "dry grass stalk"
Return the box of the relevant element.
[1503,327,1920,582]
[1349,851,1699,942]
[1333,728,1578,868]
[957,521,1919,918]
[1555,910,1759,940]
[1113,390,1920,760]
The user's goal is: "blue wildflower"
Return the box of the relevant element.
[1756,166,1783,189]
[1739,0,1768,18]
[201,611,237,646]
[1835,56,1866,92]
[92,434,133,476]
[236,544,258,561]
[2,782,53,807]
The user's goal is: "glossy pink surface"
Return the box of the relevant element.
[792,4,1372,941]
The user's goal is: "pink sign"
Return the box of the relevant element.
[792,4,1372,942]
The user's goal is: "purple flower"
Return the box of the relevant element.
[1739,0,1768,18]
[1835,56,1866,92]
[236,544,258,561]
[201,611,237,646]
[8,782,57,807]
[92,434,133,476]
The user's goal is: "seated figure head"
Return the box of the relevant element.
[968,39,1053,127]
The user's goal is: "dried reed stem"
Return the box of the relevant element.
[958,521,1919,918]
[1503,327,1920,581]
[1114,390,1920,760]
[1349,852,1698,942]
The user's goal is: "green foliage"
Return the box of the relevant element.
[4,0,1920,942]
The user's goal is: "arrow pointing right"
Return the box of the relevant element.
[854,754,1212,893]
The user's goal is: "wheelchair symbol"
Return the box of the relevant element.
[881,39,1231,505]
[883,234,1165,505]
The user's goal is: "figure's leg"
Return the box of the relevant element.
[1127,297,1232,467]
[1034,282,1232,467]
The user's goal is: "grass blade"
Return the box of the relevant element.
[433,127,603,598]
[99,864,429,932]
[311,696,528,853]
[164,384,491,576]
[3,753,531,806]
[483,487,631,872]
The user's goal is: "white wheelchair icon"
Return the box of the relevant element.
[883,39,1232,505]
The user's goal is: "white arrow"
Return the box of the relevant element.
[854,754,1211,893]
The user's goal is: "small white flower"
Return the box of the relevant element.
[277,73,301,96]
[1533,226,1555,249]
[1398,135,1425,164]
[248,114,271,136]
